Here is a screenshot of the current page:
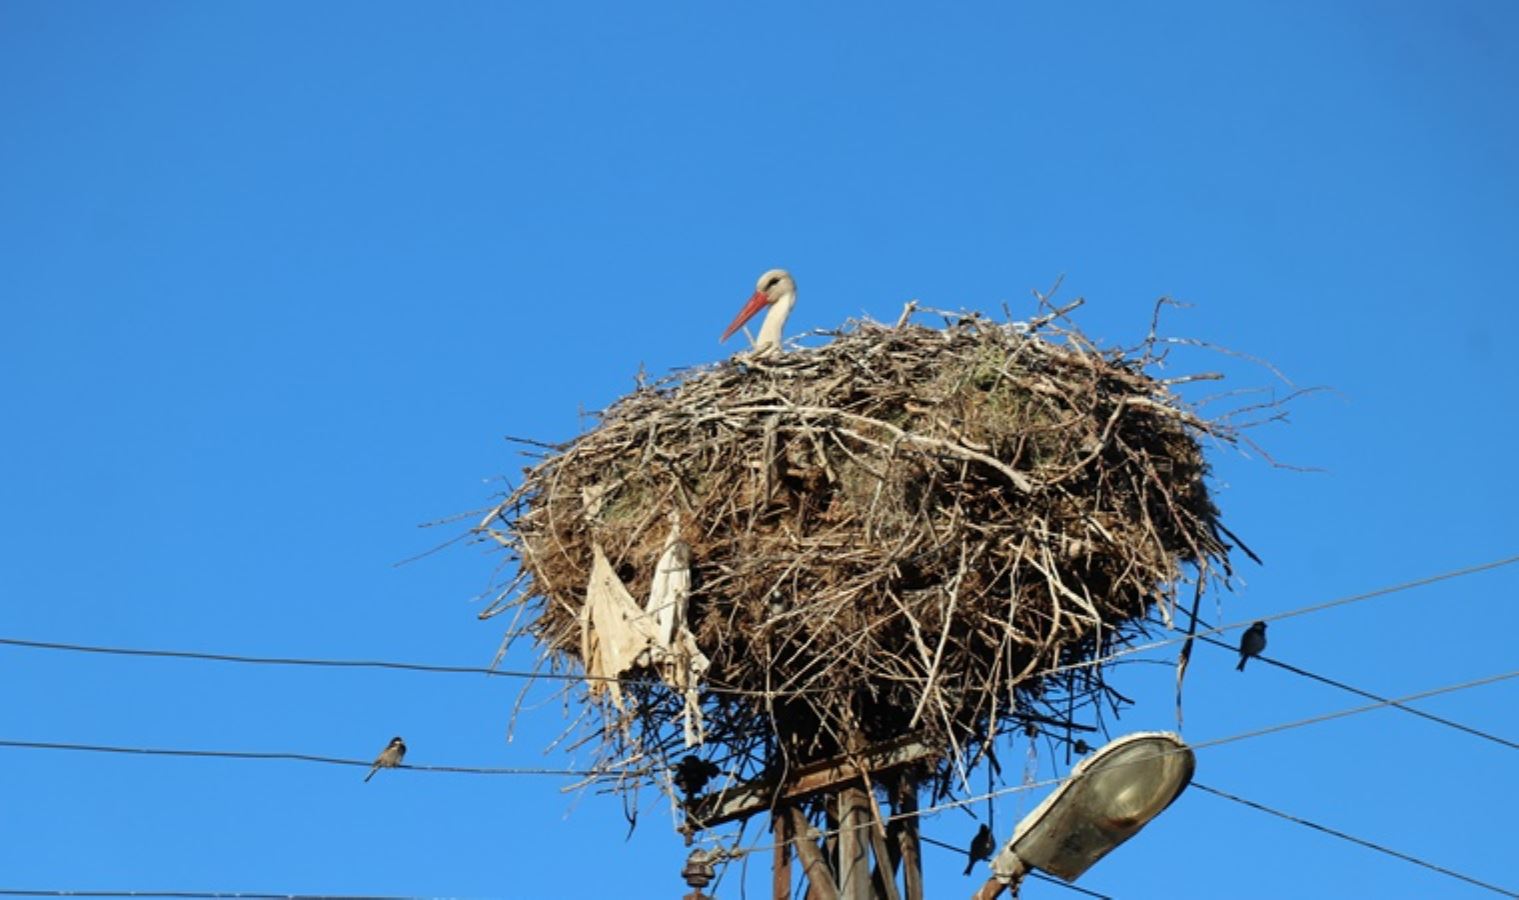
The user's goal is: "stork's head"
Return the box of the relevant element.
[721,268,796,342]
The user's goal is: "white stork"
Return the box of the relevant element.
[720,268,797,354]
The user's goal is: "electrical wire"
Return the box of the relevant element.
[4,551,1514,698]
[0,739,628,779]
[699,667,1519,868]
[17,669,1505,787]
[4,558,1513,897]
[696,665,1519,864]
[917,834,1114,898]
[0,892,420,899]
[0,636,615,683]
[1183,668,1518,756]
[9,668,1507,788]
[0,636,784,698]
[1035,552,1519,681]
[1185,625,1517,751]
[1192,782,1518,898]
[10,759,1512,897]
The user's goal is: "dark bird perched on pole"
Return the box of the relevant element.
[365,736,406,782]
[1237,621,1268,671]
[674,753,721,797]
[964,823,995,875]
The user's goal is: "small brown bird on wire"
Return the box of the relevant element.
[964,823,995,875]
[1236,621,1268,671]
[364,736,406,782]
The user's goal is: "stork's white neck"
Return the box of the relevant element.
[755,289,796,353]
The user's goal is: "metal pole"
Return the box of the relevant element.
[866,819,903,900]
[838,786,872,900]
[970,875,1016,900]
[773,808,793,900]
[789,806,840,900]
[896,778,923,900]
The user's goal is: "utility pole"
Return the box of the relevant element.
[837,785,871,899]
[772,809,792,900]
[683,738,934,900]
[895,777,923,900]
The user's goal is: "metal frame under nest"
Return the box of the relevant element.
[476,300,1259,834]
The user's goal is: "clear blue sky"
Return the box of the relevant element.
[2,2,1516,897]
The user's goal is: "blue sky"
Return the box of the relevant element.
[2,2,1516,897]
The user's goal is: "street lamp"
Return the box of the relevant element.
[990,731,1195,887]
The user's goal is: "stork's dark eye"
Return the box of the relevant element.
[765,277,781,289]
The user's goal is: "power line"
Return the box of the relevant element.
[0,636,778,696]
[1183,621,1517,751]
[918,667,1518,824]
[703,667,1519,863]
[1184,668,1519,756]
[1192,782,1519,898]
[1037,552,1519,681]
[24,666,1507,783]
[6,567,1505,875]
[917,834,1113,898]
[0,892,419,899]
[0,739,626,779]
[7,674,1514,896]
[0,636,582,681]
[5,552,1515,697]
[950,666,1516,812]
[6,667,1510,891]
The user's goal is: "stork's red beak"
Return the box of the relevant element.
[721,291,770,343]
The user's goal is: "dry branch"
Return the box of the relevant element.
[477,308,1253,822]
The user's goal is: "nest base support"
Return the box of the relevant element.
[778,784,924,900]
[838,786,871,900]
[773,811,792,900]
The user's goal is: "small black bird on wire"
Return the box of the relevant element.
[1237,621,1268,671]
[364,736,406,782]
[964,823,995,876]
[673,753,721,797]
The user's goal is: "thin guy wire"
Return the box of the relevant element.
[1192,782,1518,897]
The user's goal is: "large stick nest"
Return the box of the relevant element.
[479,304,1245,808]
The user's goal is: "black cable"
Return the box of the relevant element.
[0,893,416,899]
[1039,553,1519,680]
[918,834,1114,898]
[1189,627,1517,751]
[709,675,1519,899]
[0,738,625,778]
[0,636,565,679]
[908,669,1519,824]
[700,668,1519,863]
[0,637,779,696]
[5,553,1516,697]
[1193,782,1518,898]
